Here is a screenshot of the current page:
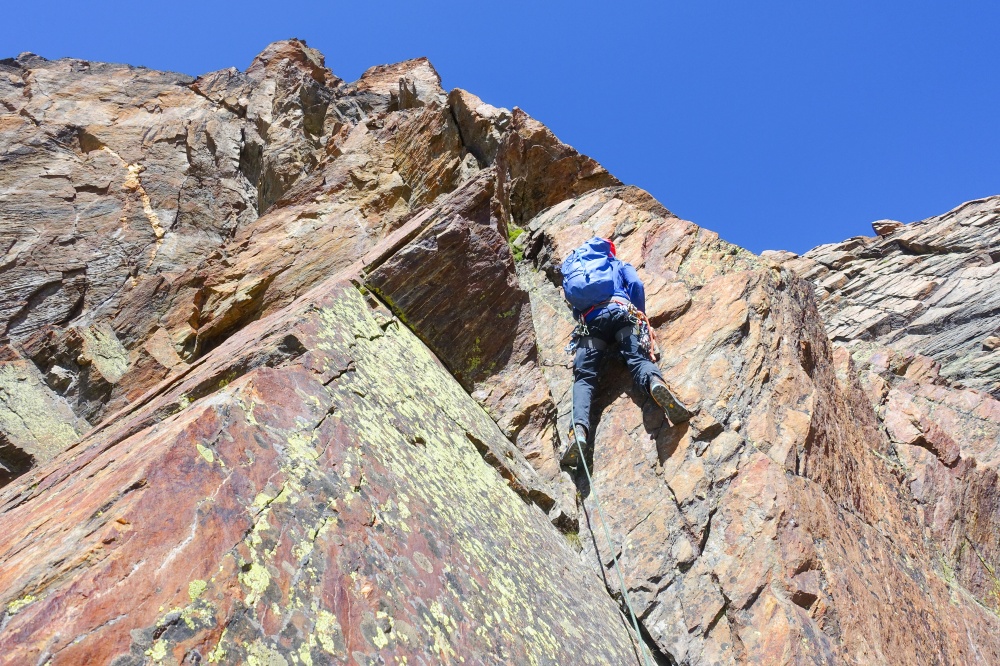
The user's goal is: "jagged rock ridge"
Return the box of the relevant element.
[769,197,1000,396]
[0,40,998,665]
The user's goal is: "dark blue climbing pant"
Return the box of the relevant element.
[572,306,663,434]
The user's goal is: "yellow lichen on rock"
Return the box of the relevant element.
[314,610,345,656]
[145,639,168,662]
[79,323,131,384]
[240,562,271,607]
[6,594,37,616]
[0,362,81,461]
[196,443,214,464]
[245,640,289,666]
[188,579,207,602]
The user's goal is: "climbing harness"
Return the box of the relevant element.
[578,296,632,324]
[566,299,659,361]
[570,396,653,666]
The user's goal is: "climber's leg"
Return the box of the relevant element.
[571,339,606,435]
[616,324,662,393]
[562,339,606,469]
[616,320,693,424]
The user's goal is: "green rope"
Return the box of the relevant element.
[575,435,653,666]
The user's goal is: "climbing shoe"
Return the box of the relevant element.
[560,425,588,469]
[650,379,692,424]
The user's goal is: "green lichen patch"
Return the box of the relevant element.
[314,609,346,655]
[245,640,289,666]
[0,362,81,460]
[6,593,37,616]
[188,579,208,602]
[207,627,229,663]
[80,323,130,384]
[240,562,272,607]
[145,638,168,662]
[196,443,215,464]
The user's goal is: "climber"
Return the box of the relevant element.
[560,236,692,470]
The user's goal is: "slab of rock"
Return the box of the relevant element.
[365,170,564,486]
[0,281,645,665]
[0,40,344,435]
[871,218,905,236]
[0,355,83,482]
[449,88,511,166]
[496,107,622,225]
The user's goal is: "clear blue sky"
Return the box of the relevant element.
[3,1,998,254]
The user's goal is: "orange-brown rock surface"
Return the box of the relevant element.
[1,40,999,665]
[770,199,1000,632]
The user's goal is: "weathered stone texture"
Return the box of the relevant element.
[0,39,348,445]
[1,39,999,666]
[0,358,83,478]
[365,171,562,485]
[775,197,1000,619]
[774,195,1000,396]
[0,40,478,452]
[510,186,1000,664]
[848,342,1000,614]
[0,282,644,665]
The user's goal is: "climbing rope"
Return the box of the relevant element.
[566,300,654,664]
[574,434,653,666]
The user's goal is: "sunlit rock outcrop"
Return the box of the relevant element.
[1,40,999,665]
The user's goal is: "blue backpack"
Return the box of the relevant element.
[561,238,618,311]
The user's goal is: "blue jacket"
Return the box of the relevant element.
[574,260,646,321]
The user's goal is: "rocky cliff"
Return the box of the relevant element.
[1,40,998,665]
[768,201,1000,640]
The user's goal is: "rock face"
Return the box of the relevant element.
[771,196,1000,396]
[770,198,1000,630]
[1,41,999,665]
[0,280,643,665]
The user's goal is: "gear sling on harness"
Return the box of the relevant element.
[573,298,658,361]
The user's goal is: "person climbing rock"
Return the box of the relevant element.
[559,237,692,470]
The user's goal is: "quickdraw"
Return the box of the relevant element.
[618,301,658,361]
[564,320,589,354]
